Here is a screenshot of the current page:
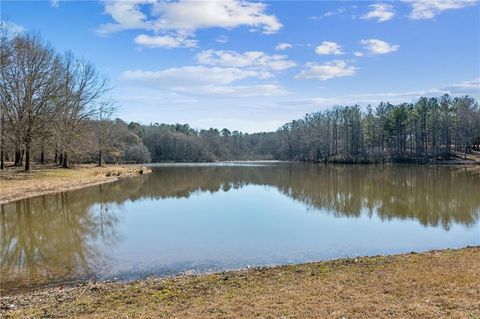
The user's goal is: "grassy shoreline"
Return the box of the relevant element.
[0,164,151,204]
[1,247,479,318]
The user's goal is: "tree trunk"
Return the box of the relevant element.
[0,114,4,170]
[25,140,31,172]
[14,148,21,166]
[40,146,45,165]
[98,149,102,166]
[444,109,449,159]
[0,145,3,170]
[62,152,68,168]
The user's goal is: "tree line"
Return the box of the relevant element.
[1,31,479,170]
[132,96,480,164]
[275,96,480,163]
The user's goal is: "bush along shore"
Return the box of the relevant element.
[1,247,479,319]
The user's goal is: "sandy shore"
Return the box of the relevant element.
[0,164,151,204]
[1,247,479,318]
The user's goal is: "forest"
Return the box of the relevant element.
[1,32,480,171]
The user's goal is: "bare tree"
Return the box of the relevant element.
[0,112,5,169]
[440,94,452,159]
[55,52,109,168]
[0,24,12,169]
[0,33,61,171]
[95,100,117,166]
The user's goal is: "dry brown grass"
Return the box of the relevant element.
[0,164,151,204]
[1,247,479,319]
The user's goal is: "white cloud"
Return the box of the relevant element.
[354,51,364,57]
[151,0,281,34]
[361,3,395,22]
[404,0,478,20]
[196,50,296,71]
[51,0,60,7]
[120,66,289,97]
[122,66,271,86]
[275,42,292,51]
[134,33,197,48]
[98,0,282,47]
[286,78,480,108]
[215,35,229,43]
[442,78,480,96]
[98,0,153,35]
[295,60,357,81]
[360,39,399,55]
[172,84,289,97]
[310,5,359,19]
[323,7,347,17]
[315,41,344,55]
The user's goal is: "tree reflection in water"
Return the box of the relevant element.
[0,185,122,294]
[138,164,480,229]
[1,164,479,293]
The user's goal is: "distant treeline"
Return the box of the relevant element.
[275,96,480,163]
[1,31,479,170]
[130,94,480,164]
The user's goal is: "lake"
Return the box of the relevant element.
[1,163,479,293]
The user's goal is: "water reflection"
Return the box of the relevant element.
[1,163,479,293]
[1,187,122,293]
[136,164,480,228]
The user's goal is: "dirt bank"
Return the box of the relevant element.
[0,164,151,204]
[1,247,479,319]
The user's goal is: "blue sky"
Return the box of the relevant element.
[2,0,479,132]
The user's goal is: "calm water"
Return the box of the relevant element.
[1,163,479,293]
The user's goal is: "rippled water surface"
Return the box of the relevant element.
[1,163,479,293]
